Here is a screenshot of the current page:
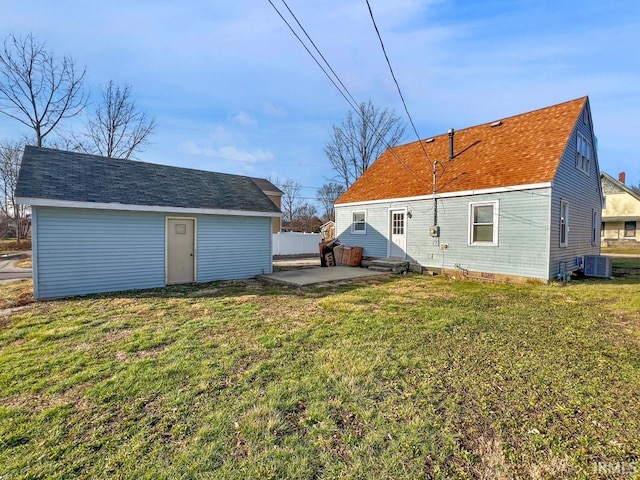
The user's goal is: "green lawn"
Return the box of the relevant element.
[1,273,639,479]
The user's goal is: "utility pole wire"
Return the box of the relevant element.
[364,0,432,166]
[267,0,428,184]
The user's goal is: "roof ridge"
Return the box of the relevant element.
[395,96,588,149]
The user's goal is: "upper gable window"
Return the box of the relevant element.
[576,132,591,174]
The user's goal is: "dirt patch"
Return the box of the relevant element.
[0,304,33,320]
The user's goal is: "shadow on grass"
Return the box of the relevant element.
[46,276,393,305]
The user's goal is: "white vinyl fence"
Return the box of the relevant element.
[272,232,322,256]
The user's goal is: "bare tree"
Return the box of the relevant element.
[277,178,304,224]
[289,202,320,232]
[316,182,345,222]
[79,80,155,159]
[0,33,87,146]
[0,139,30,241]
[325,100,405,188]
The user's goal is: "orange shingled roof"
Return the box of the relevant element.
[336,97,587,204]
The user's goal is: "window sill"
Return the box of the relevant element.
[469,242,498,247]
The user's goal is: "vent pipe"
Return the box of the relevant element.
[619,172,626,185]
[448,128,455,161]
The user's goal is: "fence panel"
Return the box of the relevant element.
[272,232,322,256]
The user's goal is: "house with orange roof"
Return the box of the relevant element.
[334,97,603,282]
[600,172,640,245]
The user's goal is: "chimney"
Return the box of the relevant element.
[619,172,626,184]
[448,128,455,161]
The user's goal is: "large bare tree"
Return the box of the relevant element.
[0,33,87,146]
[325,101,405,188]
[316,182,345,222]
[0,139,29,241]
[80,80,155,159]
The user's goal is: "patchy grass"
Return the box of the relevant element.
[602,245,640,255]
[14,257,31,269]
[0,239,31,254]
[0,279,34,309]
[0,276,638,479]
[611,256,640,270]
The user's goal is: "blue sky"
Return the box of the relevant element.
[2,0,639,201]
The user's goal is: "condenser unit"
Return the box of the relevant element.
[583,255,612,278]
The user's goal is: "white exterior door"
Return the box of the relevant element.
[167,218,195,284]
[389,210,406,258]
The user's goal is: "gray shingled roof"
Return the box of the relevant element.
[16,146,281,214]
[251,177,283,195]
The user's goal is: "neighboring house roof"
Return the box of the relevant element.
[16,146,281,216]
[251,177,284,196]
[336,97,587,204]
[601,172,640,202]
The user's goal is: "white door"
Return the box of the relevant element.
[167,218,195,284]
[389,210,406,258]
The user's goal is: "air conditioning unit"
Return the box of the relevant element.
[583,255,612,278]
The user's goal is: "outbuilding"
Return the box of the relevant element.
[16,147,281,299]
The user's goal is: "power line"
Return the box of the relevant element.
[364,0,432,166]
[278,0,360,111]
[267,0,429,185]
[266,0,357,113]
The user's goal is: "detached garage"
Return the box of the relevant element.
[16,146,281,299]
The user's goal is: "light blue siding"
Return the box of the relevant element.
[33,207,166,299]
[197,215,273,281]
[32,207,273,299]
[548,103,602,279]
[336,188,552,280]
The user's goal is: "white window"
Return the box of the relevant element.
[576,133,591,174]
[351,211,366,234]
[560,200,569,247]
[469,201,499,246]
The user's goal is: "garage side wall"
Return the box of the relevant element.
[33,207,166,299]
[197,215,273,281]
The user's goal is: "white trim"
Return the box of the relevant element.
[335,182,552,208]
[165,216,197,285]
[351,210,367,234]
[31,207,39,300]
[560,200,569,247]
[468,200,499,246]
[16,197,281,218]
[387,207,408,258]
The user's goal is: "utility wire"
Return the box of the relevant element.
[364,0,432,166]
[279,0,360,111]
[267,0,357,112]
[267,0,429,185]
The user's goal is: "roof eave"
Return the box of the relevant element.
[335,182,553,207]
[17,197,282,218]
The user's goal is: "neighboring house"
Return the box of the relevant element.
[16,146,281,299]
[335,97,602,282]
[251,177,283,233]
[601,172,640,245]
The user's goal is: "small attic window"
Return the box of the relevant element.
[490,121,502,128]
[425,137,435,143]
